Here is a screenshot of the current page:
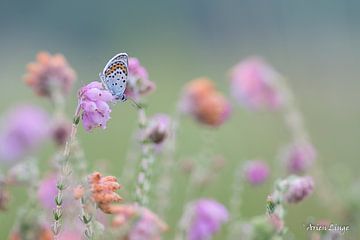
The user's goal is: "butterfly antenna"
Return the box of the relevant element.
[128,97,142,109]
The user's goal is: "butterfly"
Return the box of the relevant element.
[99,53,128,101]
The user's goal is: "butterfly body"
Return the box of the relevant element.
[100,53,128,101]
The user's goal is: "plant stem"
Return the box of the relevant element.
[135,107,155,206]
[52,103,81,238]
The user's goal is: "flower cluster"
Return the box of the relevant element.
[142,114,171,145]
[88,172,123,213]
[283,141,316,174]
[230,57,283,111]
[285,176,314,204]
[0,105,49,164]
[186,199,229,240]
[78,81,114,131]
[180,78,231,127]
[126,57,156,99]
[111,204,167,240]
[244,160,270,186]
[24,51,76,98]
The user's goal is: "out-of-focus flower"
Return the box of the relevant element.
[229,57,283,111]
[267,213,284,233]
[180,78,231,127]
[51,120,72,147]
[111,204,167,240]
[78,81,114,131]
[244,160,270,185]
[143,114,171,144]
[37,174,58,209]
[283,141,316,174]
[24,51,76,98]
[285,176,314,203]
[125,57,156,99]
[0,106,49,164]
[89,172,122,213]
[187,199,228,240]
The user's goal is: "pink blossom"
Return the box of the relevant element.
[125,57,156,99]
[285,176,314,203]
[188,199,229,240]
[143,114,171,144]
[0,105,49,164]
[37,174,58,209]
[78,81,114,131]
[284,141,316,173]
[244,160,270,185]
[230,57,283,111]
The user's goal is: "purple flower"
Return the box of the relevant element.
[143,114,171,145]
[188,199,229,240]
[285,176,314,203]
[78,81,114,131]
[284,141,316,173]
[0,105,49,164]
[125,57,156,99]
[37,174,58,209]
[230,57,283,111]
[244,160,270,185]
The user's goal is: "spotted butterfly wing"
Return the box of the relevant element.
[100,53,128,101]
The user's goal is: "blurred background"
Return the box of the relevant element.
[0,0,359,239]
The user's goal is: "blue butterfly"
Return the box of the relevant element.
[99,53,128,101]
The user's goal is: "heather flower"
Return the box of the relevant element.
[126,57,156,99]
[229,57,283,110]
[143,114,171,144]
[180,78,231,127]
[37,174,58,209]
[78,81,114,131]
[0,105,49,164]
[187,199,229,240]
[244,160,270,185]
[285,176,314,203]
[283,141,316,173]
[51,119,72,146]
[24,51,76,98]
[111,204,167,240]
[89,172,122,213]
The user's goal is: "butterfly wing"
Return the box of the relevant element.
[101,53,128,100]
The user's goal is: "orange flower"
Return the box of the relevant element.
[24,51,76,97]
[180,78,231,127]
[89,172,123,213]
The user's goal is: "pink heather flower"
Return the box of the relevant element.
[284,141,316,174]
[244,160,270,185]
[143,114,171,144]
[78,81,114,131]
[0,105,49,164]
[125,57,156,99]
[188,199,229,240]
[230,57,283,111]
[51,119,72,147]
[180,78,231,127]
[285,176,314,204]
[24,51,76,98]
[37,174,58,209]
[111,204,167,240]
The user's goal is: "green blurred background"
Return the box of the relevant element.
[0,0,359,239]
